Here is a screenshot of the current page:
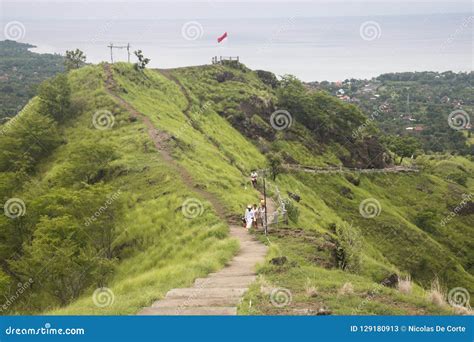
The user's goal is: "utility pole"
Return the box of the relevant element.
[108,43,114,63]
[263,172,268,236]
[406,87,410,114]
[127,43,131,63]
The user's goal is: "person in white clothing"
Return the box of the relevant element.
[252,204,259,228]
[245,205,254,229]
[250,171,258,188]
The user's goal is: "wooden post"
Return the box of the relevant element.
[109,43,114,63]
[127,43,131,63]
[263,176,267,235]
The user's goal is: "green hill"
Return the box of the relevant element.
[0,40,64,119]
[0,61,472,315]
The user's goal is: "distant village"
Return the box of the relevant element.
[306,76,472,134]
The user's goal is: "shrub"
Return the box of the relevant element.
[283,198,299,223]
[446,172,467,186]
[338,282,354,295]
[37,74,71,122]
[397,275,413,294]
[427,278,446,307]
[305,278,318,298]
[414,209,438,234]
[334,223,362,273]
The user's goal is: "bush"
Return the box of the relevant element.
[334,223,362,273]
[414,209,438,234]
[255,70,280,89]
[345,173,360,186]
[60,141,118,185]
[0,109,61,174]
[37,74,71,122]
[283,198,299,223]
[446,172,467,186]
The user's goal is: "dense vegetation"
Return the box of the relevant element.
[308,71,473,155]
[0,61,472,315]
[0,40,64,119]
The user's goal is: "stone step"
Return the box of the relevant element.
[229,256,264,262]
[236,251,267,256]
[194,275,256,287]
[139,306,237,315]
[165,287,248,299]
[152,297,242,308]
[208,270,256,277]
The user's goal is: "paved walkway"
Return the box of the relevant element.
[139,222,271,315]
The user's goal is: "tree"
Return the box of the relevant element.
[37,74,71,123]
[267,152,283,181]
[383,135,421,164]
[62,141,117,185]
[0,110,60,173]
[12,215,99,306]
[64,49,86,70]
[134,50,150,71]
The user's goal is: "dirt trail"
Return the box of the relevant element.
[103,64,270,315]
[284,164,419,174]
[104,64,227,218]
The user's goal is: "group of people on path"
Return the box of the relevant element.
[242,171,267,230]
[243,200,267,230]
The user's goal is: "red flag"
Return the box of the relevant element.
[217,32,228,43]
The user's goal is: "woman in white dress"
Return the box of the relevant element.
[244,205,254,229]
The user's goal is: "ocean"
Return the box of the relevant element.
[1,9,472,81]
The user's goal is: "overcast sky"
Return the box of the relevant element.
[1,1,471,20]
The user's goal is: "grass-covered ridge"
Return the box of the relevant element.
[0,61,472,315]
[0,64,238,314]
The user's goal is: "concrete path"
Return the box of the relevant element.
[139,224,269,315]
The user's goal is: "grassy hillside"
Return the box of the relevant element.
[0,61,472,315]
[0,65,238,314]
[0,40,64,119]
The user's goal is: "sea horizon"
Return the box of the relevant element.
[1,11,472,81]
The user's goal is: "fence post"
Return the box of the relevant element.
[263,176,268,236]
